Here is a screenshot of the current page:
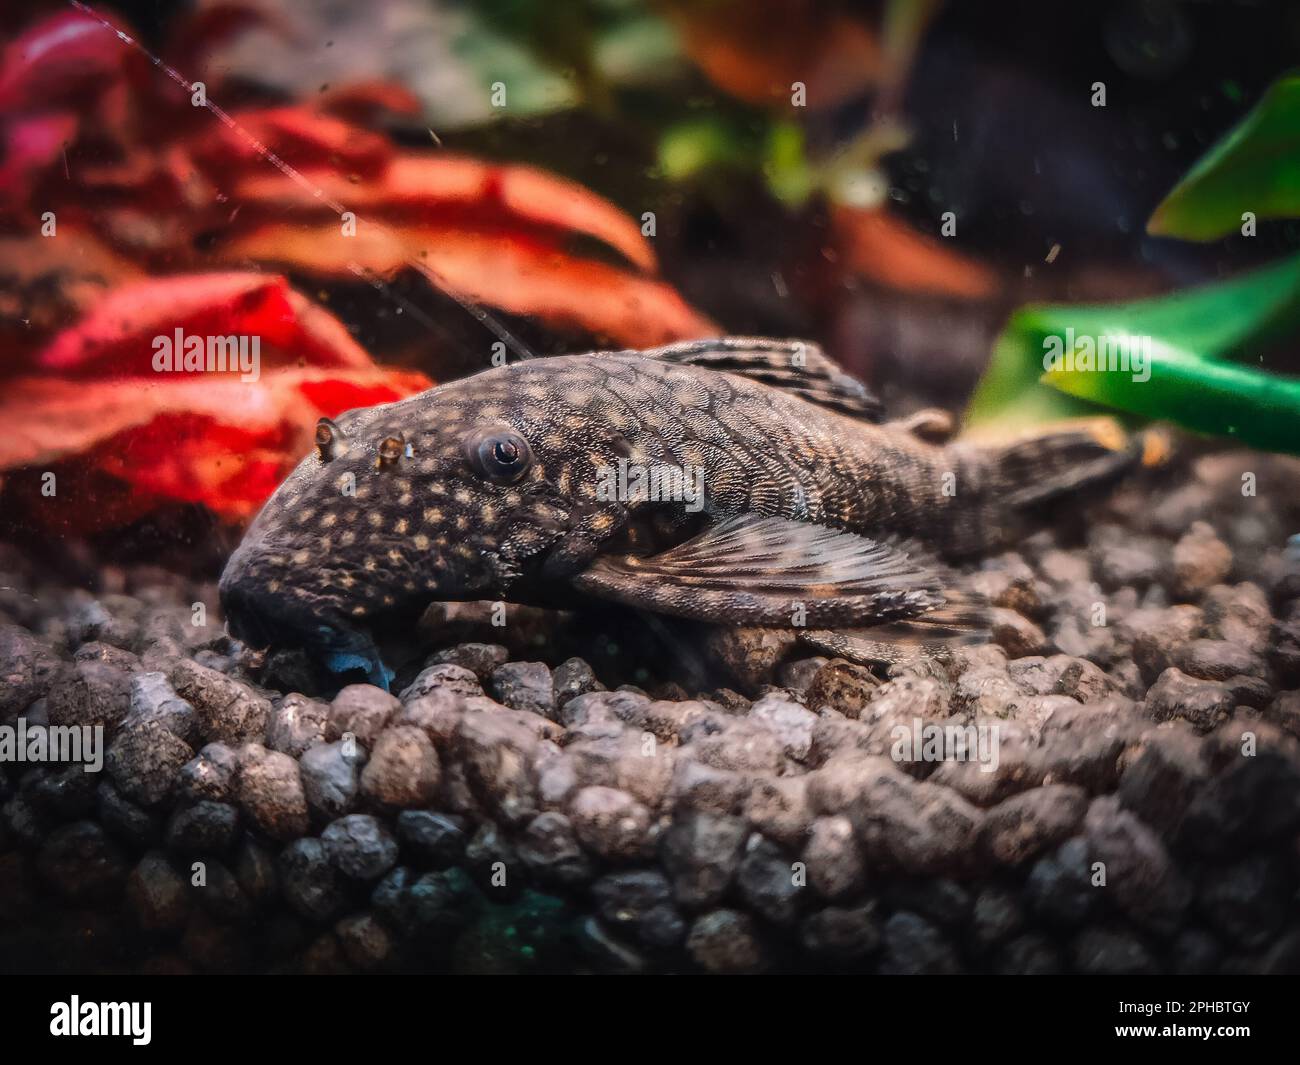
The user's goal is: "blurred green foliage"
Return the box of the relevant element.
[967,255,1300,454]
[1148,74,1300,241]
[969,74,1300,456]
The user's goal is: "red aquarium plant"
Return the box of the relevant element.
[0,5,712,533]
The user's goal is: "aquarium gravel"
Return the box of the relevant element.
[1,445,1297,975]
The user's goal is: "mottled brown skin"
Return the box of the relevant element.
[220,338,1136,687]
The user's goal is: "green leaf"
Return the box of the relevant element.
[965,254,1300,455]
[1046,338,1300,454]
[656,117,752,181]
[1148,74,1300,241]
[762,122,815,206]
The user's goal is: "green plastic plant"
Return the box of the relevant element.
[966,74,1300,456]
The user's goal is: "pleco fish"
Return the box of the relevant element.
[220,338,1151,690]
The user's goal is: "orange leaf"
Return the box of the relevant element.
[229,154,657,273]
[215,223,716,347]
[661,0,882,108]
[832,206,999,300]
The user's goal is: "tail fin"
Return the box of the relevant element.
[990,417,1167,509]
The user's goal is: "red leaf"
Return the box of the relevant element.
[0,11,138,111]
[0,366,431,525]
[185,106,394,183]
[36,271,374,377]
[317,81,425,125]
[0,112,77,210]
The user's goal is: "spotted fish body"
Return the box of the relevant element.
[220,338,1141,687]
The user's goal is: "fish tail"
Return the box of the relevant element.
[987,417,1167,509]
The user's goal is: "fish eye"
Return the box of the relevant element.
[465,427,533,484]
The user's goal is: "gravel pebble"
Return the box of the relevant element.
[800,902,882,962]
[979,785,1087,867]
[848,761,982,875]
[882,911,961,974]
[106,721,194,807]
[360,726,441,809]
[552,657,604,706]
[235,746,309,840]
[803,815,867,900]
[748,692,818,762]
[1172,522,1233,597]
[568,786,655,862]
[399,663,482,701]
[165,800,239,855]
[661,811,748,909]
[126,852,190,931]
[516,811,593,885]
[736,833,802,924]
[278,838,348,921]
[1173,639,1267,681]
[1145,668,1235,732]
[299,740,363,819]
[46,660,131,733]
[126,672,199,744]
[427,643,509,682]
[321,814,399,880]
[176,743,239,804]
[265,693,329,757]
[36,820,127,903]
[490,661,556,716]
[326,684,399,747]
[686,909,766,973]
[335,912,393,971]
[395,810,467,867]
[170,659,269,745]
[0,624,64,719]
[591,869,684,949]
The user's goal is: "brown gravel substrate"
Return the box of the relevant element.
[1,447,1299,974]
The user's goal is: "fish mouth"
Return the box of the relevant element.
[219,575,394,691]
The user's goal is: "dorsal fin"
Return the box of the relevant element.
[632,337,885,422]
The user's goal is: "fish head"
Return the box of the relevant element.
[219,360,630,685]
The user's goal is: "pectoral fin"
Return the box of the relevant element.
[572,514,963,628]
[799,597,992,666]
